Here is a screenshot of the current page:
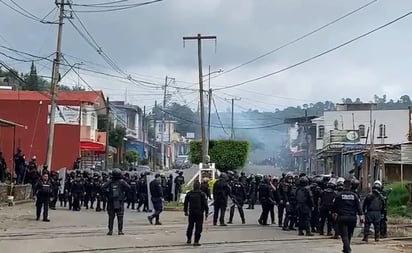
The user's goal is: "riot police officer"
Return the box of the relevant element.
[319,180,336,236]
[332,179,364,253]
[258,176,274,226]
[282,173,297,231]
[212,173,231,226]
[174,171,185,201]
[296,176,314,236]
[102,169,130,235]
[228,174,247,224]
[35,172,52,222]
[362,180,385,243]
[184,181,209,246]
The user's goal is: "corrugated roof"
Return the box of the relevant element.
[0,90,105,104]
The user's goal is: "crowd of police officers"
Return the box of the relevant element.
[210,171,388,253]
[32,166,389,252]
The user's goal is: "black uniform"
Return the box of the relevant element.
[332,189,363,253]
[0,153,6,183]
[283,183,298,230]
[296,185,314,235]
[102,176,130,235]
[35,179,52,221]
[247,178,257,209]
[174,174,185,201]
[137,176,149,212]
[184,187,209,245]
[212,177,231,226]
[258,180,274,225]
[228,179,246,224]
[362,189,385,242]
[71,179,85,211]
[128,178,138,209]
[318,187,336,235]
[148,176,163,225]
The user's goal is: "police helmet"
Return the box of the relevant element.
[372,180,382,190]
[299,176,309,187]
[351,178,360,191]
[112,168,122,179]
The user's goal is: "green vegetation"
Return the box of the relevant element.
[125,150,139,164]
[189,140,249,171]
[387,182,412,218]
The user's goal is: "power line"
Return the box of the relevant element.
[158,107,285,130]
[214,10,412,91]
[0,0,56,24]
[72,0,164,13]
[212,97,229,136]
[210,0,378,80]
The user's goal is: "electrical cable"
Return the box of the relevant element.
[72,0,163,13]
[210,0,378,80]
[212,97,230,136]
[214,11,412,91]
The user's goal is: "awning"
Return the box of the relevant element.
[80,141,105,152]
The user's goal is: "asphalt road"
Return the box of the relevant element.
[0,202,401,253]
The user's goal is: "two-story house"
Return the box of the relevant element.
[0,90,108,170]
[155,120,178,169]
[313,103,412,186]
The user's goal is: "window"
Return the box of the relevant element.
[318,125,325,139]
[379,124,386,138]
[359,125,366,138]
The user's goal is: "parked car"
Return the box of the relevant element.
[173,155,191,170]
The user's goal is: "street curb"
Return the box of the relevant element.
[0,199,33,207]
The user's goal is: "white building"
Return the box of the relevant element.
[314,104,411,150]
[312,103,412,180]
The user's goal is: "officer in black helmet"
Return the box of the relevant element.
[318,179,336,236]
[296,176,314,236]
[212,172,231,226]
[102,168,130,235]
[332,179,364,253]
[362,180,385,243]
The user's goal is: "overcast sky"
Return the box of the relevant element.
[1,0,412,112]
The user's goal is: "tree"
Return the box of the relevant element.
[109,126,126,148]
[167,102,197,136]
[400,95,411,104]
[125,150,139,164]
[189,140,249,171]
[23,62,40,90]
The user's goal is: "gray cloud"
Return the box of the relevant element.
[1,0,412,111]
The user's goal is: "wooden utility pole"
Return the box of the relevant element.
[45,0,67,170]
[183,34,216,164]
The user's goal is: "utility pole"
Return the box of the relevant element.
[226,97,241,139]
[104,98,110,170]
[45,0,67,170]
[161,76,168,170]
[183,34,216,165]
[142,105,146,159]
[206,66,222,154]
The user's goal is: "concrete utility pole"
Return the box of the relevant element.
[161,76,168,170]
[142,105,146,159]
[226,97,241,139]
[45,0,67,170]
[183,34,216,165]
[206,65,222,152]
[104,97,110,170]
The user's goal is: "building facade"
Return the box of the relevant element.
[0,90,107,171]
[313,103,412,187]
